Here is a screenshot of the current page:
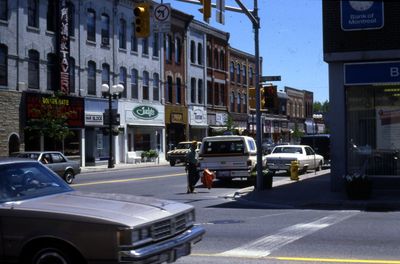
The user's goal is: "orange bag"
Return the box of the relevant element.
[201,169,215,189]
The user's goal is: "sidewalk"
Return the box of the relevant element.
[80,160,169,173]
[234,170,400,211]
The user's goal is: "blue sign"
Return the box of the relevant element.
[341,0,384,31]
[345,62,400,85]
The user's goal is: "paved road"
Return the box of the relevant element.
[73,166,400,264]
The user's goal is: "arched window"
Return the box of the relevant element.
[190,41,196,64]
[175,37,182,64]
[236,64,241,83]
[119,18,127,49]
[0,0,7,21]
[176,77,182,104]
[87,61,96,95]
[243,65,247,85]
[69,57,75,93]
[198,79,203,104]
[191,78,196,104]
[131,68,138,99]
[87,9,96,41]
[230,62,235,81]
[101,63,110,86]
[153,73,159,101]
[131,22,138,52]
[28,50,39,89]
[0,44,7,86]
[119,67,127,98]
[101,14,110,45]
[237,93,241,113]
[230,92,235,112]
[47,53,57,90]
[166,76,173,103]
[197,43,203,65]
[142,71,149,100]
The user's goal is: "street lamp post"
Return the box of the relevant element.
[101,84,124,169]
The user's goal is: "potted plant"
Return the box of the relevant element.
[344,172,371,200]
[141,151,149,162]
[148,149,159,161]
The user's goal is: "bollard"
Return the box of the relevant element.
[290,160,299,181]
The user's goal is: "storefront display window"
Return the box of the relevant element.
[346,85,400,176]
[134,133,150,151]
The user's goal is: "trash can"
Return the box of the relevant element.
[290,160,299,181]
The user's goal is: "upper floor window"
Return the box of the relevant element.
[166,34,172,62]
[190,78,196,104]
[153,73,159,101]
[47,0,57,32]
[236,64,241,83]
[166,76,173,103]
[152,33,158,57]
[198,43,203,65]
[230,92,235,112]
[69,57,75,93]
[119,18,127,49]
[131,68,138,99]
[142,38,149,55]
[87,9,96,42]
[101,14,110,46]
[68,2,75,36]
[142,71,149,100]
[119,67,127,98]
[198,79,203,104]
[0,44,7,86]
[207,81,212,105]
[176,77,182,104]
[28,49,39,89]
[0,0,7,21]
[230,62,235,81]
[243,65,247,85]
[47,53,57,90]
[220,84,225,106]
[243,93,248,113]
[87,61,96,95]
[190,41,195,64]
[28,0,39,28]
[214,49,219,69]
[237,93,241,113]
[219,51,225,70]
[101,63,110,86]
[131,23,138,52]
[175,37,182,64]
[207,45,212,67]
[249,66,254,86]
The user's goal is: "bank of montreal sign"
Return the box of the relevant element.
[345,61,400,85]
[341,1,384,31]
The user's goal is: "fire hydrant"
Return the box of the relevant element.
[290,160,299,181]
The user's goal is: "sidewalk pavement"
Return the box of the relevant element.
[80,160,170,173]
[234,170,400,211]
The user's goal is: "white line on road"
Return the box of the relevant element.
[218,211,358,258]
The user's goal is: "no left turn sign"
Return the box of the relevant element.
[154,4,170,22]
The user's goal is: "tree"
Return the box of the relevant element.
[224,114,238,135]
[291,122,304,143]
[313,100,329,113]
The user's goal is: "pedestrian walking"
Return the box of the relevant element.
[186,141,199,193]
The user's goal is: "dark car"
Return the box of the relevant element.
[15,151,80,184]
[0,158,205,264]
[300,134,330,165]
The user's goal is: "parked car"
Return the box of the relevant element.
[14,151,80,184]
[300,134,330,165]
[166,141,201,166]
[0,158,205,264]
[197,135,259,182]
[265,145,324,175]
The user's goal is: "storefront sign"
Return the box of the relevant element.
[132,105,158,120]
[345,61,400,85]
[190,106,207,126]
[59,0,70,94]
[85,112,103,126]
[341,0,384,31]
[171,113,183,123]
[216,112,228,126]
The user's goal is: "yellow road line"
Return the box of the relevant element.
[73,173,186,187]
[191,254,400,264]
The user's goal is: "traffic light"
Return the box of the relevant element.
[134,3,150,38]
[262,85,278,113]
[199,0,211,23]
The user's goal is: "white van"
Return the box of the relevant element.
[197,135,257,181]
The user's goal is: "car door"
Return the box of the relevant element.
[49,153,66,177]
[305,147,317,169]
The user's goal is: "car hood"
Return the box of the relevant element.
[169,149,189,155]
[13,191,193,227]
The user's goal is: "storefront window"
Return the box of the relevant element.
[346,85,400,176]
[134,134,150,151]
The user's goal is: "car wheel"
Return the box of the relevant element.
[63,170,74,184]
[316,161,322,171]
[169,160,176,166]
[28,244,80,264]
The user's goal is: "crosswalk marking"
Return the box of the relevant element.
[218,211,358,258]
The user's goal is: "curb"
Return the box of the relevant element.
[81,162,170,173]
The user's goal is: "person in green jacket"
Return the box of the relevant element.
[186,141,199,193]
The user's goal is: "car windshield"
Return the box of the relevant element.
[0,162,73,203]
[176,143,191,149]
[272,146,303,154]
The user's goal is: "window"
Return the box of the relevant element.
[101,63,110,86]
[237,93,241,113]
[220,51,225,70]
[142,38,149,55]
[207,45,212,67]
[28,0,39,28]
[119,67,127,98]
[175,37,181,64]
[190,41,195,64]
[131,68,138,99]
[207,81,212,105]
[153,73,159,101]
[214,49,219,69]
[69,57,75,93]
[230,92,235,112]
[142,71,149,100]
[198,43,203,65]
[101,14,110,45]
[68,2,75,36]
[243,93,247,113]
[152,33,158,57]
[237,64,241,83]
[87,9,96,42]
[176,78,182,104]
[243,65,247,85]
[220,84,225,106]
[215,83,220,106]
[198,79,203,104]
[166,34,172,62]
[47,53,57,91]
[0,0,7,21]
[119,19,126,49]
[166,76,173,103]
[230,62,235,81]
[131,23,138,52]
[191,78,196,103]
[47,0,57,32]
[87,61,96,95]
[0,45,7,86]
[28,50,39,89]
[249,67,254,86]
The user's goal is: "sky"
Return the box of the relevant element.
[156,0,329,103]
